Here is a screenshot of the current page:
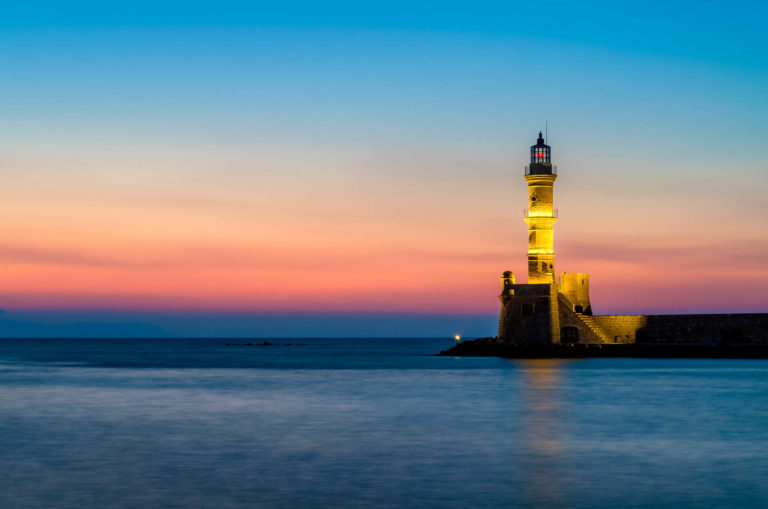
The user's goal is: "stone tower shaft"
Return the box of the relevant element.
[524,132,557,284]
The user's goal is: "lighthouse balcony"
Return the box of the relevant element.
[525,164,558,176]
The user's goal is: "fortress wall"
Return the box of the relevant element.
[635,314,768,344]
[592,316,648,343]
[588,314,768,344]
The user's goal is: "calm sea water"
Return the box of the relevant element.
[1,338,767,508]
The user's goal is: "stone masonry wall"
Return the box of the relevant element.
[498,284,558,344]
[634,314,768,344]
[557,294,605,344]
[587,314,768,344]
[592,316,648,343]
[499,284,768,345]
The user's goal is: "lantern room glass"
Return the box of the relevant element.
[530,145,550,164]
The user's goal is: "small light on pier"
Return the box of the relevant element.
[454,334,461,343]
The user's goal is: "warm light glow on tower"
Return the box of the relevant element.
[524,132,558,284]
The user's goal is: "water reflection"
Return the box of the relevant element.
[515,359,571,508]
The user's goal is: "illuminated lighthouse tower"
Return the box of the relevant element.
[497,132,565,344]
[524,132,557,284]
[498,131,598,344]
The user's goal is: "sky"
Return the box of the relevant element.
[0,1,767,336]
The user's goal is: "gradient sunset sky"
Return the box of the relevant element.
[1,1,766,336]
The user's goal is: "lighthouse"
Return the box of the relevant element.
[498,132,602,344]
[491,131,768,347]
[524,132,557,284]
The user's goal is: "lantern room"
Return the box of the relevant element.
[530,131,550,164]
[526,131,555,176]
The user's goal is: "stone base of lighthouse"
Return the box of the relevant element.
[497,271,768,345]
[498,271,636,345]
[498,283,561,344]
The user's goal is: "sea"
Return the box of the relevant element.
[1,337,767,509]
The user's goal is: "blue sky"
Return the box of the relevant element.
[2,1,765,65]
